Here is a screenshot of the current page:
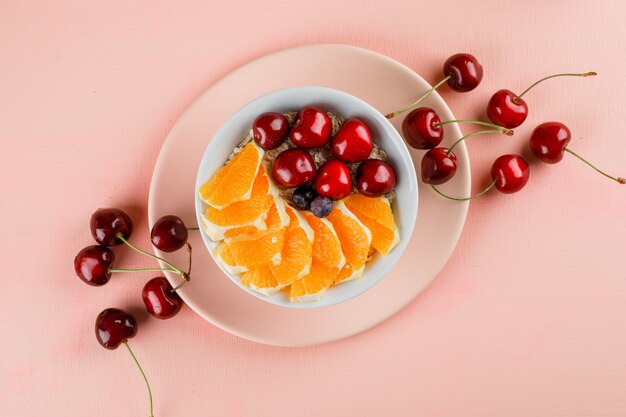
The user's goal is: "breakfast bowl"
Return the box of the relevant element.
[195,86,418,308]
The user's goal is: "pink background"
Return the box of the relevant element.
[1,1,625,416]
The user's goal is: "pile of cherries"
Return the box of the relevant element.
[387,53,623,200]
[74,208,194,417]
[254,108,397,217]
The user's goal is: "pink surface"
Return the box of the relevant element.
[1,1,625,416]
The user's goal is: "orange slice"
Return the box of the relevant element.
[344,194,399,255]
[240,266,282,296]
[327,201,372,283]
[270,207,314,286]
[214,228,284,275]
[290,213,346,302]
[199,143,263,209]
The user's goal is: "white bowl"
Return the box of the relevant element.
[195,86,418,308]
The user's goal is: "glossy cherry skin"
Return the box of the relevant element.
[529,122,571,164]
[95,308,138,350]
[74,245,115,286]
[421,148,458,185]
[289,106,332,148]
[272,149,317,188]
[151,215,188,252]
[402,107,443,150]
[487,89,529,128]
[315,160,352,200]
[443,53,483,92]
[330,118,374,163]
[490,154,530,193]
[357,159,397,197]
[90,208,133,246]
[252,112,289,150]
[142,277,183,320]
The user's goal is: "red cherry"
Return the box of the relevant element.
[330,118,374,162]
[252,112,289,150]
[529,122,571,164]
[315,160,352,200]
[142,277,183,320]
[490,154,530,194]
[487,89,529,129]
[272,149,316,188]
[289,106,332,148]
[151,215,188,252]
[74,245,115,286]
[443,53,483,92]
[90,208,133,246]
[95,308,138,350]
[357,159,396,197]
[402,107,443,150]
[421,148,458,185]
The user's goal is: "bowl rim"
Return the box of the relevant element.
[194,85,418,309]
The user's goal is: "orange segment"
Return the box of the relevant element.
[290,213,346,302]
[222,194,289,239]
[199,143,263,209]
[214,228,284,275]
[327,201,372,283]
[240,267,282,296]
[344,194,399,255]
[270,207,314,286]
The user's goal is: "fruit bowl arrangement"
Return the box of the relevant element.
[195,86,418,308]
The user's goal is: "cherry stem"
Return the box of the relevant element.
[186,227,199,231]
[432,178,498,201]
[116,234,184,277]
[434,119,513,134]
[447,129,511,155]
[515,71,597,101]
[124,342,153,417]
[385,75,452,119]
[110,267,179,274]
[565,148,625,184]
[171,242,193,293]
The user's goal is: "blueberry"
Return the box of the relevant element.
[310,196,333,218]
[292,186,317,210]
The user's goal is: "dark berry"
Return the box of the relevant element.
[310,196,333,218]
[292,186,317,210]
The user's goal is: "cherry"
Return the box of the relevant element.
[443,53,483,92]
[530,122,624,184]
[357,159,396,197]
[90,208,133,246]
[95,308,138,350]
[421,148,458,185]
[142,277,183,320]
[151,215,188,252]
[315,160,352,200]
[74,245,115,286]
[272,149,316,188]
[490,154,530,194]
[402,107,513,150]
[487,72,596,129]
[330,118,374,162]
[290,106,332,148]
[252,112,289,150]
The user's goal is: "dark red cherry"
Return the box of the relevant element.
[90,208,133,246]
[490,154,530,193]
[289,106,332,148]
[142,277,183,320]
[95,308,138,350]
[487,89,529,129]
[315,160,352,200]
[272,149,316,188]
[529,122,571,164]
[252,112,289,150]
[443,53,483,92]
[421,148,458,185]
[330,118,374,163]
[357,159,397,197]
[402,107,443,150]
[151,215,188,252]
[74,245,115,286]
